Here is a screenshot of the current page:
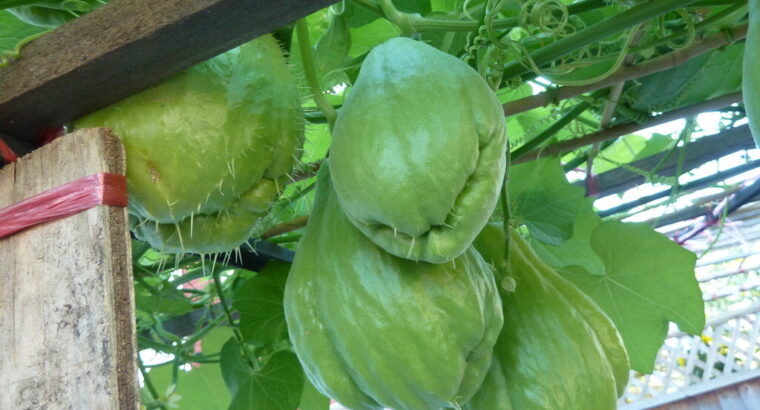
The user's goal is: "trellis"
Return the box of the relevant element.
[0,0,758,408]
[619,304,760,409]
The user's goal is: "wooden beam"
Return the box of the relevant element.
[0,0,337,141]
[0,128,137,408]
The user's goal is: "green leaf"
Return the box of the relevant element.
[303,122,331,163]
[220,339,305,410]
[530,200,605,275]
[0,10,45,55]
[626,44,744,112]
[348,18,399,58]
[298,378,330,410]
[142,327,233,410]
[506,106,552,147]
[430,0,464,11]
[508,157,586,245]
[498,83,532,104]
[314,10,352,86]
[395,0,432,14]
[559,221,705,373]
[0,0,45,8]
[234,261,290,347]
[593,132,673,174]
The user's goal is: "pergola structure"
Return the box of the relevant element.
[1,1,759,409]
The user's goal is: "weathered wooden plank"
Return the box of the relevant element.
[655,376,760,410]
[0,128,137,409]
[0,0,337,141]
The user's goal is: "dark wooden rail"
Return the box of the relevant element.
[0,0,337,143]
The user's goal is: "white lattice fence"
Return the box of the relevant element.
[619,304,760,409]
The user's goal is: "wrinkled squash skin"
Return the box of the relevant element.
[77,35,303,253]
[284,164,504,410]
[329,37,507,264]
[744,0,760,148]
[466,225,630,410]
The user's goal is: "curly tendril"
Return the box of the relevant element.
[520,0,569,36]
[61,0,93,13]
[479,45,511,90]
[615,104,651,124]
[665,9,696,50]
[462,0,480,21]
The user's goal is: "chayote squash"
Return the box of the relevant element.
[284,163,504,410]
[329,37,507,264]
[77,34,303,253]
[744,0,760,148]
[466,225,630,410]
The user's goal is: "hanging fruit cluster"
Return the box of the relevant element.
[284,37,630,409]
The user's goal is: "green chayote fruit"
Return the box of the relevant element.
[77,34,303,253]
[284,163,503,410]
[744,0,760,148]
[466,225,630,409]
[329,37,507,264]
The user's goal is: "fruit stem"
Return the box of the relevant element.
[295,19,337,130]
[138,357,168,410]
[211,267,256,369]
[378,0,415,36]
[500,141,511,263]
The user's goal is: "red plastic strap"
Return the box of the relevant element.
[0,137,18,163]
[0,173,127,239]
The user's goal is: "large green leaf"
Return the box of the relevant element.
[0,10,44,57]
[509,158,586,245]
[530,200,605,276]
[234,261,290,347]
[625,43,744,113]
[560,221,705,373]
[511,156,705,372]
[220,339,305,410]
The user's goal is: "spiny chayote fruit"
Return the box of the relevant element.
[285,163,503,410]
[77,34,303,253]
[329,37,507,264]
[465,225,630,409]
